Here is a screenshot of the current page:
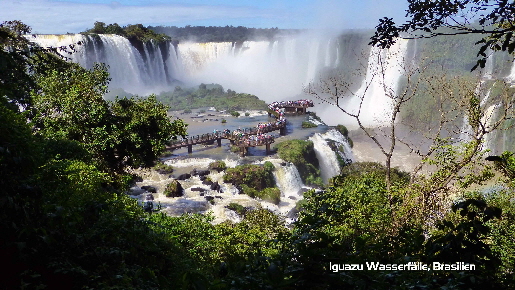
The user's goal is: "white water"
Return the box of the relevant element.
[267,158,304,199]
[30,34,180,95]
[483,52,494,80]
[481,103,500,152]
[309,129,354,183]
[132,155,316,223]
[345,39,409,127]
[29,33,344,101]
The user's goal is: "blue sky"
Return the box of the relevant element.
[1,0,409,34]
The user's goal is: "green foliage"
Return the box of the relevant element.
[230,111,240,117]
[155,84,268,111]
[224,163,276,191]
[275,139,322,186]
[335,124,348,137]
[164,180,183,197]
[227,202,248,216]
[221,118,227,123]
[209,160,227,172]
[483,187,515,282]
[149,25,294,42]
[153,161,174,174]
[337,161,410,185]
[0,104,193,289]
[301,121,317,128]
[301,167,397,244]
[370,0,515,71]
[31,62,187,172]
[84,21,170,43]
[239,185,281,205]
[110,95,187,169]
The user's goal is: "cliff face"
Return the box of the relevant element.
[30,33,515,153]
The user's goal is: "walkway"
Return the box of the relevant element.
[168,122,286,156]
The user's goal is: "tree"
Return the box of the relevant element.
[31,62,187,172]
[370,0,515,70]
[306,45,513,220]
[0,20,77,109]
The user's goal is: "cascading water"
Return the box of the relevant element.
[345,39,409,127]
[309,129,354,183]
[30,34,181,95]
[30,33,360,102]
[481,103,500,152]
[483,52,494,80]
[267,159,304,199]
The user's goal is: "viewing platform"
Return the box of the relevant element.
[268,100,314,115]
[168,121,286,155]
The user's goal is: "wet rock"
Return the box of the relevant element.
[145,194,155,201]
[204,196,215,202]
[177,173,191,180]
[210,182,220,191]
[287,207,300,219]
[197,170,210,176]
[288,196,297,200]
[297,187,311,196]
[164,180,183,197]
[191,169,210,176]
[191,187,206,192]
[202,179,213,185]
[215,196,223,199]
[141,185,157,193]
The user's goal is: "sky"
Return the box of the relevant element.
[1,0,409,34]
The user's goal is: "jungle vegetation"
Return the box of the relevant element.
[3,14,515,290]
[156,83,269,112]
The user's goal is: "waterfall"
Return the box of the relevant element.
[483,52,494,80]
[267,159,304,199]
[481,103,500,152]
[346,39,409,127]
[29,33,369,102]
[309,129,354,183]
[30,34,181,95]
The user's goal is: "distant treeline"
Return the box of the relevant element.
[155,83,268,111]
[83,22,171,43]
[149,25,302,42]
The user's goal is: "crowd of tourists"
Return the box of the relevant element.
[268,99,314,111]
[234,133,274,146]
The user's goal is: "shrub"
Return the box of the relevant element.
[245,112,250,116]
[221,119,227,123]
[275,140,322,186]
[335,124,348,137]
[302,121,318,128]
[227,202,248,216]
[224,164,275,190]
[153,161,174,174]
[164,180,183,197]
[230,111,240,117]
[209,160,227,172]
